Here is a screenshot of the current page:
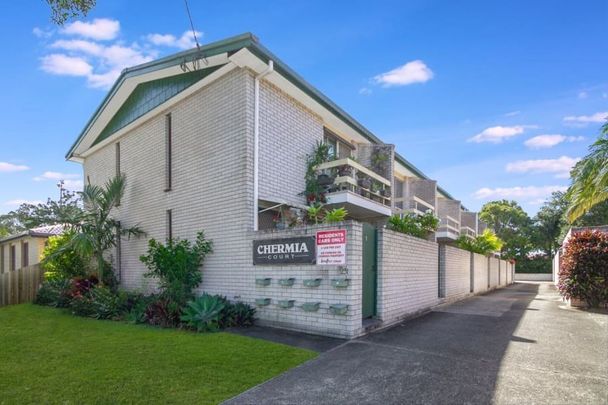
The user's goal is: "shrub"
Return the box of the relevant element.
[34,279,72,307]
[144,298,181,328]
[457,229,504,256]
[515,257,551,273]
[387,212,439,239]
[220,301,256,328]
[324,207,348,223]
[140,231,213,311]
[181,294,226,332]
[558,230,608,307]
[41,231,88,280]
[69,285,123,319]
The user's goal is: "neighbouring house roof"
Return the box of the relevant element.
[0,224,65,244]
[66,32,457,201]
[560,225,608,246]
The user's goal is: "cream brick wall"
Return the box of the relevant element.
[499,260,508,286]
[439,244,471,301]
[489,257,500,288]
[377,229,439,325]
[258,80,323,207]
[252,222,363,339]
[472,252,489,293]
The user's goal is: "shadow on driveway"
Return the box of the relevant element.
[225,283,608,404]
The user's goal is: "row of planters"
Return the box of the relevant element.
[35,230,255,332]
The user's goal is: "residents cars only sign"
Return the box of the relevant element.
[253,236,316,265]
[316,230,347,265]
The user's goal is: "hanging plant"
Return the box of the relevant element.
[302,141,331,205]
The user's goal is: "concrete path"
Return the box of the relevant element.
[225,283,608,404]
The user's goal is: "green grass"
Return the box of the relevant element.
[0,304,316,404]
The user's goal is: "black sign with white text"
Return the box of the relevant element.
[253,236,316,265]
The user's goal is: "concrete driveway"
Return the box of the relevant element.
[225,282,608,404]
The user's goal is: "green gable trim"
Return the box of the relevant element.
[93,66,222,146]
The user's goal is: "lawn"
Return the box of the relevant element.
[0,304,316,404]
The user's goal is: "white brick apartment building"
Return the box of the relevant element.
[67,33,509,338]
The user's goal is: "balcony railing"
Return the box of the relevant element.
[315,158,391,207]
[460,226,477,239]
[438,215,460,236]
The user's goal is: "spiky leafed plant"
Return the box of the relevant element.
[67,174,143,285]
[567,120,608,223]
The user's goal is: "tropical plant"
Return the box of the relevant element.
[140,231,213,312]
[456,229,504,255]
[220,301,256,328]
[387,212,439,239]
[306,204,324,224]
[324,207,348,223]
[558,230,608,307]
[41,231,88,280]
[69,285,122,319]
[303,141,331,205]
[566,120,608,223]
[181,294,226,332]
[34,278,72,307]
[62,174,143,286]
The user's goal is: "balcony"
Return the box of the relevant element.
[460,226,477,239]
[436,215,460,240]
[315,157,392,218]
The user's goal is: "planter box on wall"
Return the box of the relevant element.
[303,278,322,288]
[278,278,296,287]
[255,278,272,286]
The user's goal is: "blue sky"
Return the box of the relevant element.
[0,0,606,215]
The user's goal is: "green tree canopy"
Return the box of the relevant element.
[479,200,533,260]
[46,0,96,25]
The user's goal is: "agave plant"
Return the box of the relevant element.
[180,294,226,332]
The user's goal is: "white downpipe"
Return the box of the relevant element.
[253,60,274,231]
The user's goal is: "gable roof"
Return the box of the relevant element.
[0,224,65,243]
[66,32,457,201]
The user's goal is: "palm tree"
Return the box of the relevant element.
[69,174,143,284]
[567,120,608,223]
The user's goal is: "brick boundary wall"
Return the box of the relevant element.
[489,257,500,289]
[250,221,364,339]
[376,229,439,326]
[472,252,489,294]
[439,245,472,302]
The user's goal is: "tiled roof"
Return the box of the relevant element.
[0,224,66,243]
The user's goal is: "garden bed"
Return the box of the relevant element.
[0,304,316,404]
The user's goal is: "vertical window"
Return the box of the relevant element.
[0,245,5,274]
[22,242,29,267]
[165,113,172,191]
[166,209,173,241]
[115,223,121,283]
[324,135,337,159]
[9,245,15,271]
[115,142,121,206]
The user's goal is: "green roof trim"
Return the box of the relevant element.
[66,32,457,201]
[93,66,222,146]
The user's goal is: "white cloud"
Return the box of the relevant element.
[524,134,585,149]
[563,111,608,125]
[146,31,202,50]
[33,171,81,181]
[359,87,372,95]
[40,54,93,77]
[0,162,30,172]
[504,111,521,117]
[473,185,567,200]
[373,60,434,87]
[578,91,588,99]
[468,125,530,143]
[63,180,84,190]
[62,18,120,40]
[4,199,44,207]
[505,156,580,178]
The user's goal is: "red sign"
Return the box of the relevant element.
[316,230,347,265]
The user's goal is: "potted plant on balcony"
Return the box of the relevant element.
[317,171,335,186]
[358,174,372,190]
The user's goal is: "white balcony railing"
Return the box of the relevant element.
[438,215,460,236]
[315,158,391,207]
[411,196,435,216]
[460,226,477,239]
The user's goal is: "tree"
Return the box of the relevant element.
[479,200,533,259]
[532,191,569,258]
[46,0,96,25]
[0,191,82,235]
[566,120,608,223]
[66,174,143,285]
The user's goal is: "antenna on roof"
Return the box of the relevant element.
[180,0,208,72]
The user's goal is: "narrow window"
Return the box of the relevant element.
[115,142,121,206]
[165,114,172,191]
[22,242,29,267]
[166,209,173,241]
[115,223,121,283]
[9,245,16,271]
[0,245,5,274]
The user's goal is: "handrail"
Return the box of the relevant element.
[315,158,391,186]
[412,196,435,212]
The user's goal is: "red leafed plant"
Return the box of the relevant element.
[558,230,608,307]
